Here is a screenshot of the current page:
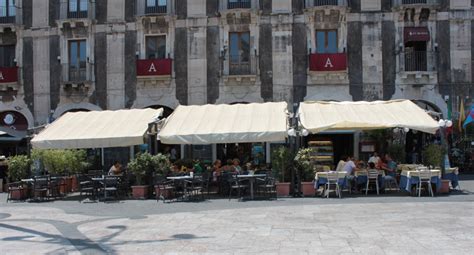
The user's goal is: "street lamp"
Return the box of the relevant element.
[438,118,452,178]
[287,112,310,197]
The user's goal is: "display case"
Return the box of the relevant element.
[308,140,334,168]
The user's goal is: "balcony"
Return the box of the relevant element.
[309,53,347,72]
[228,0,251,9]
[223,55,258,85]
[57,1,95,29]
[392,0,439,7]
[62,63,93,86]
[304,0,347,8]
[0,66,18,90]
[0,16,15,24]
[145,5,167,14]
[400,51,437,72]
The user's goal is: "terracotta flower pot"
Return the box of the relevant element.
[132,185,149,199]
[301,182,315,197]
[71,175,78,192]
[10,188,27,200]
[65,177,73,193]
[439,179,450,194]
[276,182,290,197]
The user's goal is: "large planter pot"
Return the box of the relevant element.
[301,182,315,197]
[9,187,28,200]
[71,175,78,192]
[439,179,450,194]
[276,182,290,197]
[132,185,150,199]
[65,177,73,193]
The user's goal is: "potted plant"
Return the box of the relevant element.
[64,149,89,192]
[422,144,449,193]
[271,146,292,197]
[294,147,316,197]
[128,152,156,199]
[7,155,31,200]
[152,153,172,199]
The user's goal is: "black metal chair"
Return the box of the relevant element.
[227,174,248,201]
[102,176,119,201]
[184,177,204,201]
[78,175,96,200]
[32,176,50,202]
[258,176,277,200]
[155,176,176,203]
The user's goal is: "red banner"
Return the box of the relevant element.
[309,53,347,71]
[404,27,430,43]
[136,59,172,76]
[0,67,18,83]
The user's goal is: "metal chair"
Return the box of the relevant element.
[228,174,248,201]
[185,177,204,201]
[102,176,119,201]
[416,170,433,197]
[155,178,176,203]
[366,169,380,195]
[257,176,276,200]
[78,175,96,200]
[7,181,27,202]
[325,172,341,198]
[33,176,50,201]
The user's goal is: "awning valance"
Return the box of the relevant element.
[298,100,439,134]
[404,27,430,43]
[31,108,163,149]
[158,102,288,144]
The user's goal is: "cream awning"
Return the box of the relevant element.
[31,108,163,149]
[158,102,288,144]
[298,100,439,134]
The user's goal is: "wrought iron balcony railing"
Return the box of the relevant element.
[392,0,439,7]
[227,0,251,9]
[304,0,347,8]
[145,5,167,14]
[228,54,258,75]
[400,51,437,72]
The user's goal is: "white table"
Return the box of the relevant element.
[167,176,194,180]
[236,174,267,200]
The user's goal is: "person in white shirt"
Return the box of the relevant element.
[108,161,122,176]
[335,155,346,172]
[368,152,380,166]
[342,156,357,175]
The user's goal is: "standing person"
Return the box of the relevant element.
[108,161,122,176]
[368,152,381,165]
[170,147,177,162]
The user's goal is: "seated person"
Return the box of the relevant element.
[335,156,346,172]
[231,158,242,174]
[382,154,397,185]
[343,156,358,191]
[108,161,122,176]
[221,159,234,172]
[368,162,377,170]
[212,159,222,181]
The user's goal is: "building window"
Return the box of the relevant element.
[0,0,15,23]
[228,0,251,9]
[0,45,15,67]
[68,40,87,81]
[146,36,166,59]
[229,32,250,75]
[316,30,338,53]
[146,0,167,14]
[68,0,88,19]
[314,0,339,6]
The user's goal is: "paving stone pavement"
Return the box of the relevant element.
[0,175,473,255]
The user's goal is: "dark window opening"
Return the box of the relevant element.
[68,40,87,81]
[68,0,88,19]
[146,36,166,59]
[0,45,15,67]
[402,0,427,4]
[404,41,427,71]
[145,0,167,14]
[0,0,15,23]
[229,32,250,75]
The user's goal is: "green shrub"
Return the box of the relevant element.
[422,144,445,168]
[7,155,31,182]
[31,149,89,175]
[128,153,171,185]
[271,146,293,183]
[294,147,316,182]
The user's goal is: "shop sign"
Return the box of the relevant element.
[136,59,172,76]
[309,53,347,72]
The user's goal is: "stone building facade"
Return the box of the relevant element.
[0,0,472,145]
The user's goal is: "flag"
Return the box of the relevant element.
[458,100,465,131]
[463,105,474,128]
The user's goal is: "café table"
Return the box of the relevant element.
[236,174,267,200]
[399,169,441,193]
[314,171,348,189]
